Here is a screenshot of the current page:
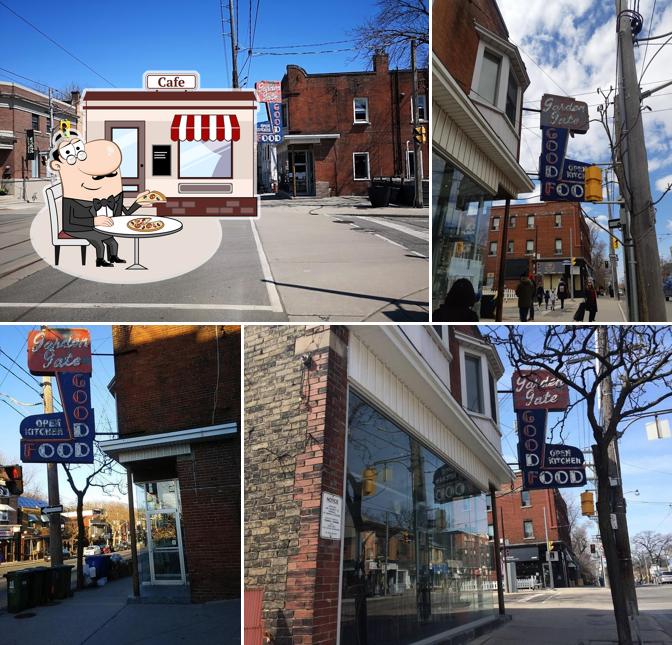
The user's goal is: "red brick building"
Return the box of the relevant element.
[485,201,593,296]
[101,325,240,603]
[488,472,577,588]
[245,325,513,644]
[0,82,78,201]
[278,52,429,196]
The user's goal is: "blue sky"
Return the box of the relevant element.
[488,325,672,539]
[498,0,672,274]
[0,0,423,120]
[0,326,119,506]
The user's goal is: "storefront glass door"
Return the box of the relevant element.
[105,121,146,196]
[288,149,313,196]
[147,509,185,584]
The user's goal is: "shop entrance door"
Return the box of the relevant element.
[105,121,146,197]
[146,509,186,584]
[288,149,313,196]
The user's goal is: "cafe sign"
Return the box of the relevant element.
[27,328,92,376]
[143,71,200,90]
[512,370,570,412]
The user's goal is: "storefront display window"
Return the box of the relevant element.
[179,140,232,178]
[432,152,492,312]
[341,390,496,644]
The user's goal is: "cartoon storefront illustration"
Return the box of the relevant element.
[83,72,258,217]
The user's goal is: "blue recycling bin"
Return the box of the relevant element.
[85,555,110,581]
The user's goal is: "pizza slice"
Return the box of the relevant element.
[137,190,167,205]
[127,217,165,232]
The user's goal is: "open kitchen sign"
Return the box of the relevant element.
[27,328,92,376]
[20,411,95,464]
[512,370,570,412]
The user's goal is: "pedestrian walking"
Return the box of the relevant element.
[544,289,550,309]
[609,284,615,298]
[557,279,567,309]
[433,278,479,322]
[536,285,544,309]
[584,281,598,322]
[550,289,556,311]
[515,273,536,322]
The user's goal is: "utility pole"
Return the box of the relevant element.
[495,199,512,321]
[597,326,640,642]
[228,0,239,88]
[605,171,620,299]
[615,1,667,321]
[410,39,423,209]
[490,484,506,614]
[43,376,63,567]
[569,226,575,300]
[544,506,554,590]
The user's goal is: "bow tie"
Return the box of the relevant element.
[93,196,116,211]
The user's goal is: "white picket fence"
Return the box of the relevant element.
[516,576,540,590]
[459,579,499,591]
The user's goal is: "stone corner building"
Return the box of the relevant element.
[245,325,512,644]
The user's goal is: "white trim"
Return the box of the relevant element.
[353,96,369,124]
[411,94,428,122]
[100,422,238,461]
[335,386,351,645]
[352,151,370,181]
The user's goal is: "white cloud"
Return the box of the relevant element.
[655,174,672,191]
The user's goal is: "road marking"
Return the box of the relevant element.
[0,302,277,311]
[250,220,285,313]
[409,250,428,258]
[355,216,429,241]
[373,233,407,249]
[617,301,628,321]
[522,593,545,602]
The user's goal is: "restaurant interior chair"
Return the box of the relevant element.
[45,182,88,266]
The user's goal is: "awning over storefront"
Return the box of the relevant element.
[0,504,13,511]
[170,114,240,142]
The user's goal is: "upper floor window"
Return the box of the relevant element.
[524,520,534,538]
[281,103,289,129]
[353,97,369,123]
[505,70,519,124]
[510,215,517,228]
[489,241,497,256]
[492,216,500,231]
[521,490,531,507]
[526,240,535,255]
[489,371,497,422]
[555,213,562,228]
[0,510,8,523]
[477,50,501,105]
[555,239,562,255]
[487,523,494,540]
[527,215,535,228]
[32,113,40,131]
[508,240,514,254]
[464,353,484,414]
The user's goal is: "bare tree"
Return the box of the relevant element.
[632,531,672,568]
[60,437,126,590]
[486,325,672,645]
[589,227,610,291]
[352,0,428,67]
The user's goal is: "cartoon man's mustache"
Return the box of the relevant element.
[91,171,119,180]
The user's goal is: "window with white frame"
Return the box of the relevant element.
[486,272,494,287]
[527,214,535,228]
[353,152,370,180]
[524,520,534,538]
[504,69,519,124]
[491,216,500,231]
[464,353,484,414]
[0,510,8,523]
[406,149,415,179]
[526,240,534,255]
[488,371,497,422]
[508,240,514,254]
[412,95,427,121]
[353,97,369,123]
[477,50,501,105]
[489,241,497,256]
[510,215,517,228]
[555,238,562,255]
[521,490,531,507]
[555,213,562,227]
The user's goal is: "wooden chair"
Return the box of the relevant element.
[45,183,88,265]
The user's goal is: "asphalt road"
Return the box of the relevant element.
[0,199,429,321]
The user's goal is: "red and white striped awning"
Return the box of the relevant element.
[170,114,241,142]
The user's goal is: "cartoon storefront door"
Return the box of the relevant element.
[104,121,146,197]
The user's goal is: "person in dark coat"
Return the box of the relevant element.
[536,285,545,309]
[433,278,479,321]
[516,273,536,322]
[584,281,598,322]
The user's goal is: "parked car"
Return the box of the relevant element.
[663,276,672,301]
[83,545,102,556]
[660,570,672,584]
[44,548,71,562]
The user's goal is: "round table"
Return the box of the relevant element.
[94,215,183,270]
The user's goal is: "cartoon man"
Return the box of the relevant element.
[49,127,150,267]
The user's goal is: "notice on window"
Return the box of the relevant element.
[320,492,342,540]
[152,145,171,176]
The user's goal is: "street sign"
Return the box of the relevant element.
[27,328,92,376]
[513,370,570,412]
[608,218,622,229]
[41,505,63,515]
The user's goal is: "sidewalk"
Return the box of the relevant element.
[500,296,628,323]
[264,194,429,218]
[0,577,240,645]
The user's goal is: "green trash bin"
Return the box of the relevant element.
[31,567,51,604]
[53,565,73,599]
[26,568,45,607]
[4,570,31,613]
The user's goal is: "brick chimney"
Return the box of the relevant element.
[70,90,80,105]
[373,50,389,74]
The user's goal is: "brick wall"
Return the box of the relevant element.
[490,473,571,545]
[245,325,349,644]
[484,201,591,290]
[112,325,241,436]
[282,54,429,196]
[433,0,508,95]
[177,438,240,601]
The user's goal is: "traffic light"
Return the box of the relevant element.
[547,540,554,552]
[413,126,427,144]
[572,257,578,266]
[584,165,603,202]
[0,465,23,495]
[581,491,595,516]
[362,466,377,496]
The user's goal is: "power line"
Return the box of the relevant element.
[253,38,354,50]
[0,66,69,100]
[0,1,115,87]
[1,398,25,418]
[252,47,356,56]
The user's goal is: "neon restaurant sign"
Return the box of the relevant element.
[513,370,586,490]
